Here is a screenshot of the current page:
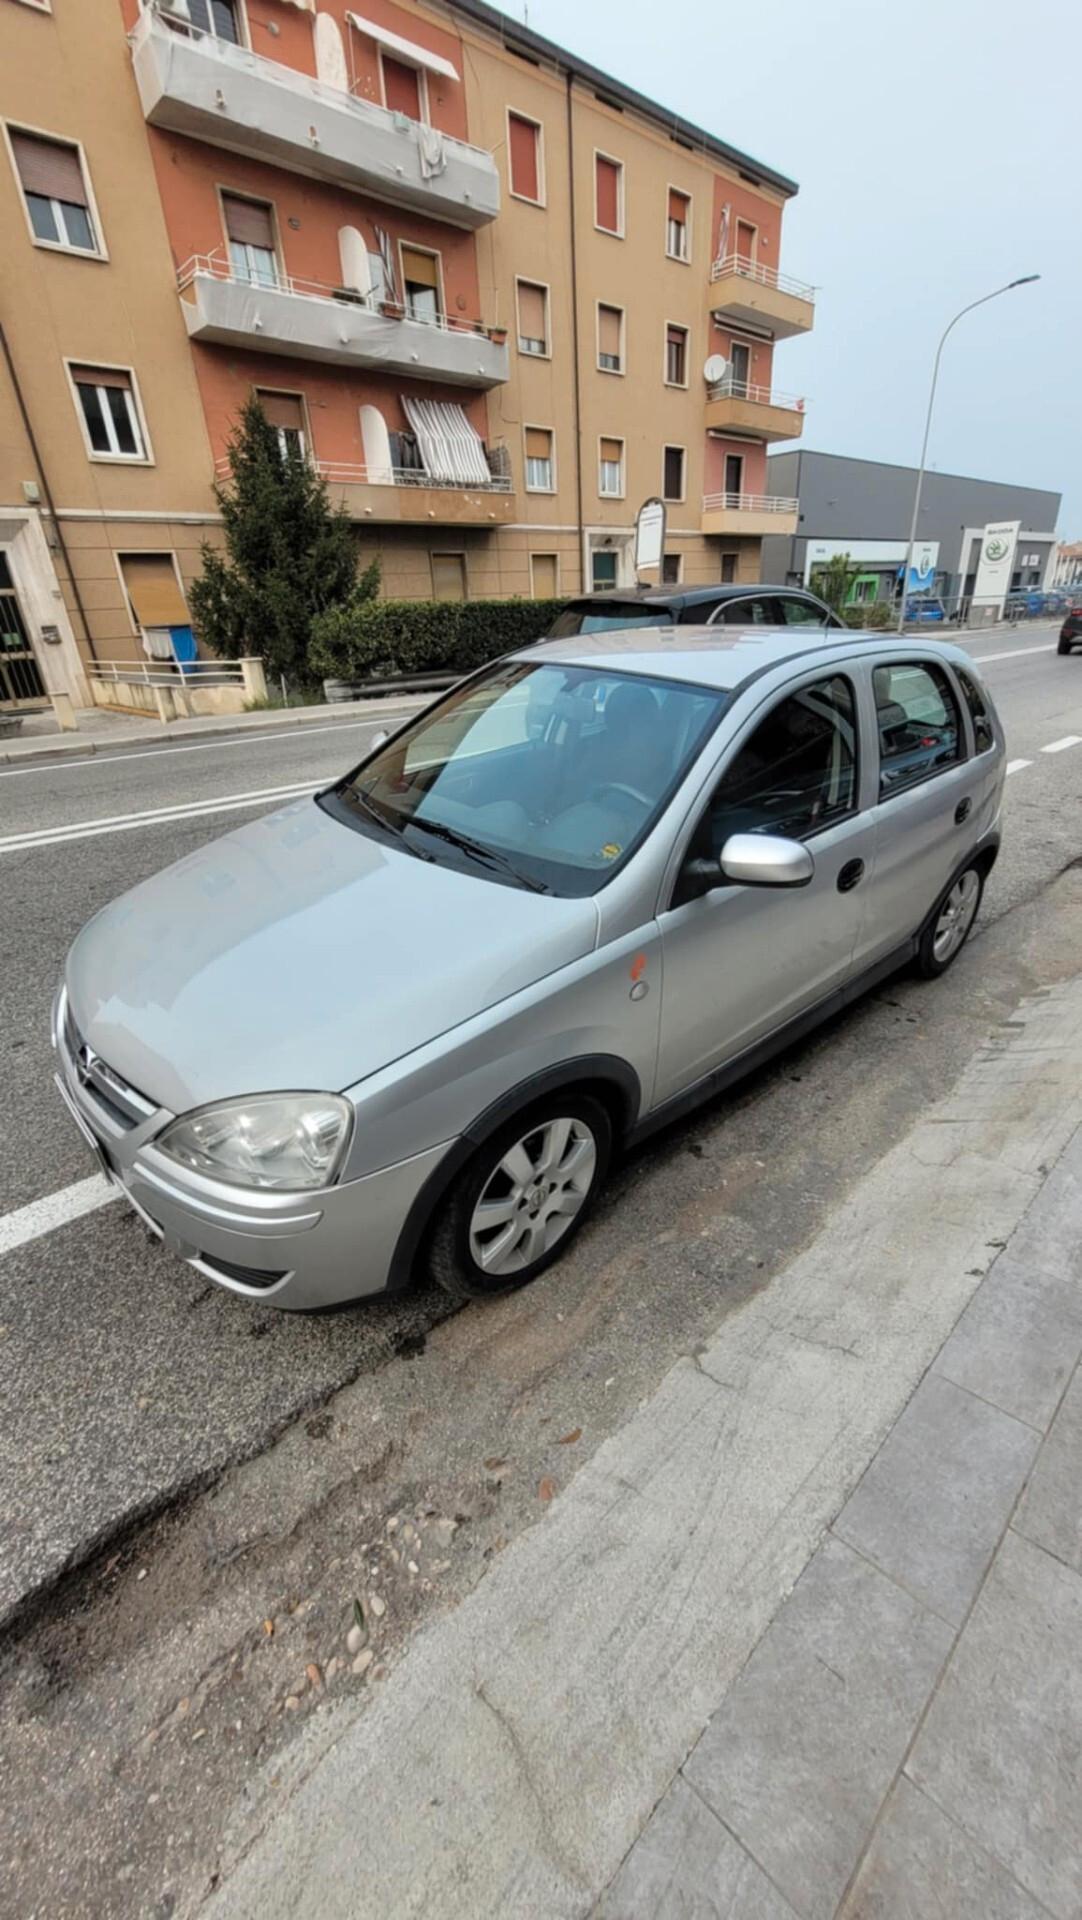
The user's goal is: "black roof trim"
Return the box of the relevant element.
[444,0,800,198]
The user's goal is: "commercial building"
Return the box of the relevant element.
[763,450,1061,612]
[1,0,813,713]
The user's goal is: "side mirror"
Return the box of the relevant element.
[720,832,814,888]
[368,728,389,751]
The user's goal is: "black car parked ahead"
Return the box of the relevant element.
[1058,605,1082,655]
[547,583,845,637]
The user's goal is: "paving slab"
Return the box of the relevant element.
[1013,1364,1082,1571]
[684,1538,953,1920]
[840,1775,1049,1919]
[597,1776,798,1920]
[907,1527,1082,1919]
[832,1371,1040,1626]
[933,1249,1082,1431]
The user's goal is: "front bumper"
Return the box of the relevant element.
[52,989,454,1309]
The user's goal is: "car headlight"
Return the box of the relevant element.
[156,1093,353,1191]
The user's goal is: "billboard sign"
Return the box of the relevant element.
[972,521,1019,614]
[634,498,666,576]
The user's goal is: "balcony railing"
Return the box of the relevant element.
[131,2,500,228]
[709,254,816,303]
[706,378,806,412]
[701,492,800,515]
[213,456,512,494]
[178,252,500,341]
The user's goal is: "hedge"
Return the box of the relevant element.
[842,603,893,630]
[309,594,567,683]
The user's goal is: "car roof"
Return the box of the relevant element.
[560,583,823,610]
[517,623,968,693]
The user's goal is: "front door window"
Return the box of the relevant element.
[704,675,857,847]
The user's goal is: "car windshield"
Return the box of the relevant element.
[324,658,726,897]
[547,604,676,637]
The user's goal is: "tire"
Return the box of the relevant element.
[1058,637,1075,655]
[916,864,985,979]
[427,1092,612,1301]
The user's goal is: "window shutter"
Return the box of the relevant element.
[223,195,275,248]
[11,132,87,204]
[382,54,422,118]
[598,305,621,357]
[508,114,540,201]
[668,188,687,223]
[70,364,131,390]
[256,390,305,430]
[517,282,546,339]
[120,555,190,629]
[431,553,466,602]
[525,427,551,460]
[531,554,557,597]
[595,155,620,231]
[401,246,439,288]
[600,438,621,466]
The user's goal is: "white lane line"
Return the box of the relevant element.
[1006,760,1032,775]
[0,780,316,853]
[1041,736,1082,754]
[0,713,409,779]
[971,644,1056,665]
[0,1174,119,1257]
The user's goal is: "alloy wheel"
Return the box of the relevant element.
[467,1117,598,1277]
[932,869,980,964]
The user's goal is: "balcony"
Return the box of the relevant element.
[179,256,509,389]
[704,378,806,443]
[709,254,815,341]
[701,492,799,538]
[213,459,516,528]
[130,3,500,229]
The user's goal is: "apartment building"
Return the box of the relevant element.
[0,0,813,711]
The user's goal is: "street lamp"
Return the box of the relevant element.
[897,275,1040,630]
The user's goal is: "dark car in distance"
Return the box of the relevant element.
[547,583,845,638]
[1059,605,1082,654]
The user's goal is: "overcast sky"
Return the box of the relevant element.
[493,0,1082,536]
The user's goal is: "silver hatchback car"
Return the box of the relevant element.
[55,626,1004,1310]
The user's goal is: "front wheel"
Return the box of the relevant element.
[916,865,984,978]
[428,1094,612,1301]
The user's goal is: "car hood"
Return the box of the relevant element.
[65,799,597,1114]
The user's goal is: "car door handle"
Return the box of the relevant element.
[837,858,865,893]
[955,797,972,824]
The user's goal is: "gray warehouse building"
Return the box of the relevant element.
[763,450,1061,612]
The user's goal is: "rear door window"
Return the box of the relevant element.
[777,595,833,627]
[874,661,962,796]
[718,595,782,626]
[954,667,994,755]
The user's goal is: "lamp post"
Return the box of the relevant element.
[897,275,1040,631]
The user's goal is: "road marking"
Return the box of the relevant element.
[970,644,1056,665]
[0,713,409,779]
[1006,760,1032,775]
[0,780,316,853]
[1041,736,1082,755]
[0,1174,119,1257]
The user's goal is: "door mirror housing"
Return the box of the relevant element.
[368,728,390,751]
[719,832,814,888]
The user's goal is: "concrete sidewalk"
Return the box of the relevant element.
[201,973,1082,1920]
[0,692,425,764]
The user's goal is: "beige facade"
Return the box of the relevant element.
[0,0,811,710]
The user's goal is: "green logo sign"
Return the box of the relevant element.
[984,536,1009,562]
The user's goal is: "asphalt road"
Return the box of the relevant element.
[2,622,1080,1627]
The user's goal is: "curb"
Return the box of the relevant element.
[0,694,428,767]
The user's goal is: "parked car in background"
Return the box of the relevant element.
[903,596,946,624]
[55,625,1003,1313]
[547,583,844,636]
[1058,605,1082,654]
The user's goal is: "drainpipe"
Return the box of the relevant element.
[0,319,99,663]
[564,69,585,587]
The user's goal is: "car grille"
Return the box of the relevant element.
[61,997,156,1132]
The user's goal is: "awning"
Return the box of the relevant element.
[345,12,459,83]
[402,397,490,487]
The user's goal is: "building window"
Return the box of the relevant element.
[729,341,751,393]
[530,552,559,598]
[70,364,147,461]
[381,53,425,122]
[666,188,690,261]
[222,193,277,287]
[591,549,618,591]
[594,153,623,236]
[400,245,441,325]
[721,553,738,583]
[665,323,688,387]
[597,302,624,374]
[508,112,543,204]
[119,553,190,634]
[176,0,241,43]
[661,553,682,584]
[516,279,549,357]
[255,389,306,460]
[724,452,745,502]
[736,218,757,264]
[431,552,466,601]
[599,437,624,498]
[524,425,554,492]
[662,445,685,502]
[9,129,99,254]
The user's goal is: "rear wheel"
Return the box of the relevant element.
[428,1094,612,1301]
[916,865,984,978]
[1058,636,1075,655]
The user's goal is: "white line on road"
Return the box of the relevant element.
[971,644,1056,665]
[1041,736,1082,754]
[0,714,405,779]
[1006,760,1032,775]
[0,1174,119,1257]
[0,780,316,853]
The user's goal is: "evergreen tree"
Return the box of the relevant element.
[189,396,371,686]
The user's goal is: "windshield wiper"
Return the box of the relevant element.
[336,782,404,836]
[405,816,548,893]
